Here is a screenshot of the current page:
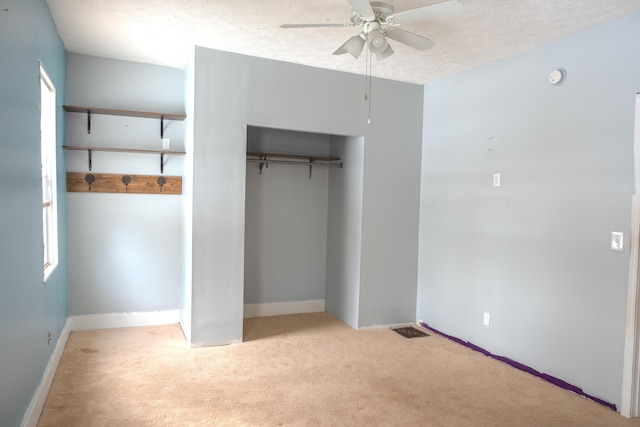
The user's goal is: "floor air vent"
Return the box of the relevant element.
[391,326,430,339]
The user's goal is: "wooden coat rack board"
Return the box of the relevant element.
[67,172,182,194]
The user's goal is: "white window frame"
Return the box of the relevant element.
[40,64,58,281]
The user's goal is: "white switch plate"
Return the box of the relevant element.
[483,312,490,326]
[162,138,171,150]
[611,232,624,251]
[493,173,501,188]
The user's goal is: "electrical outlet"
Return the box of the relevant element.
[611,232,624,251]
[493,173,501,188]
[483,312,490,326]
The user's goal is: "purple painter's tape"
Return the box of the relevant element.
[491,355,543,379]
[418,322,617,413]
[465,341,491,357]
[421,324,467,347]
[541,373,583,395]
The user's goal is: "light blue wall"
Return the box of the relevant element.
[65,54,185,316]
[418,11,640,408]
[0,1,67,425]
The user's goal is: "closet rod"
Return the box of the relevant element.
[246,159,343,168]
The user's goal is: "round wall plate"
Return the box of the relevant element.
[549,68,565,85]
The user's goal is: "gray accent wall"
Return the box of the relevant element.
[181,52,196,344]
[0,1,67,425]
[417,11,640,408]
[244,127,330,305]
[186,47,423,344]
[325,136,365,329]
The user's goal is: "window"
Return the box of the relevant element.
[40,64,58,281]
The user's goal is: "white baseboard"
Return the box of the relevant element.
[358,321,415,330]
[68,309,180,331]
[21,320,71,427]
[244,299,325,318]
[24,305,320,425]
[22,310,180,426]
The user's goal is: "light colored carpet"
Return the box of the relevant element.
[38,312,640,426]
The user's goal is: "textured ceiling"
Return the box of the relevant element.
[46,0,640,84]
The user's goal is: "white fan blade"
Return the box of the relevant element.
[281,23,350,28]
[333,34,366,59]
[388,0,463,25]
[385,29,435,51]
[374,44,394,61]
[347,0,375,19]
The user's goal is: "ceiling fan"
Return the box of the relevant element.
[280,0,463,61]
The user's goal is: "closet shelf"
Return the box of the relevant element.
[247,152,343,179]
[64,145,185,174]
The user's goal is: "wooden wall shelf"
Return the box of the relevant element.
[64,105,186,186]
[67,172,182,195]
[63,105,186,138]
[64,145,186,155]
[63,105,186,121]
[64,145,185,174]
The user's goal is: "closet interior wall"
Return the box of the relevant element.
[244,126,331,310]
[244,126,365,328]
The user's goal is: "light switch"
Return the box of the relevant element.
[162,138,171,150]
[493,173,501,188]
[611,232,624,251]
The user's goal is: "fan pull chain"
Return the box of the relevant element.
[365,50,372,124]
[364,50,369,101]
[368,51,372,124]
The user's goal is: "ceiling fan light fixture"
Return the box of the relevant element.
[367,29,388,54]
[334,34,366,59]
[282,0,463,62]
[374,43,394,60]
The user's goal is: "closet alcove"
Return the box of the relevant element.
[244,126,365,329]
